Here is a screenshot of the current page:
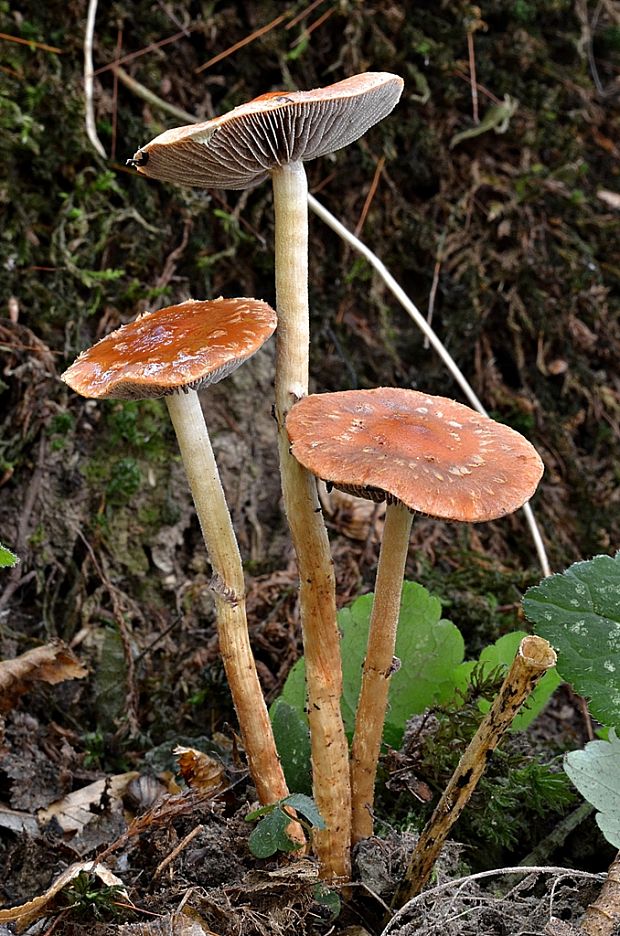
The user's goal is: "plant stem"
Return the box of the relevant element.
[272,162,352,879]
[350,502,413,843]
[392,635,557,908]
[165,390,294,812]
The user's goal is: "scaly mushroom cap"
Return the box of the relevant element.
[62,297,276,400]
[286,388,544,522]
[129,72,404,190]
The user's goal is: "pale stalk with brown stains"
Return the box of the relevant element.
[350,502,413,842]
[272,161,352,880]
[166,390,300,825]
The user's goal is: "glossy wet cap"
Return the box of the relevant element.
[286,388,544,522]
[129,72,404,190]
[62,297,276,400]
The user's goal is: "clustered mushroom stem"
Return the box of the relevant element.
[271,162,352,880]
[392,635,557,909]
[350,502,414,844]
[164,389,296,814]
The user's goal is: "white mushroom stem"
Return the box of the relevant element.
[165,389,298,819]
[350,501,414,843]
[271,162,352,880]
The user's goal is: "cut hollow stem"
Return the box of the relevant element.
[350,502,413,843]
[272,162,352,879]
[165,389,298,819]
[392,635,557,908]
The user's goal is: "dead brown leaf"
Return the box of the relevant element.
[174,746,226,794]
[0,639,88,713]
[0,860,127,930]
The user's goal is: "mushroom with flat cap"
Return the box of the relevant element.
[128,72,404,878]
[286,386,545,843]
[62,297,299,827]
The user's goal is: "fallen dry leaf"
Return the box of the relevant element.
[597,189,620,210]
[0,639,88,713]
[37,772,138,834]
[174,746,226,794]
[0,860,127,930]
[117,909,217,934]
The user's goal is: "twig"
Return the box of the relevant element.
[291,5,337,45]
[83,0,106,158]
[467,30,479,124]
[307,193,552,578]
[285,0,327,31]
[424,227,447,349]
[391,636,557,908]
[195,12,289,74]
[354,155,385,237]
[113,65,197,124]
[153,824,204,878]
[519,802,595,868]
[92,28,193,78]
[0,31,63,53]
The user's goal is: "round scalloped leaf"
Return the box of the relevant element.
[564,729,620,848]
[523,552,620,728]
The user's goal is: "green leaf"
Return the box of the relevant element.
[564,729,620,848]
[312,884,341,920]
[282,793,325,829]
[279,581,464,749]
[270,698,312,795]
[523,552,620,728]
[0,543,19,568]
[247,808,300,858]
[453,632,562,730]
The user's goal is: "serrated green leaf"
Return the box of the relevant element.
[270,698,312,795]
[523,552,620,727]
[0,543,19,568]
[282,793,325,829]
[564,729,620,847]
[247,808,299,858]
[453,632,561,730]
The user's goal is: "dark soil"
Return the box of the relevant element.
[1,0,619,933]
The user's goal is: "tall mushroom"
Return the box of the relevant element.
[286,387,545,843]
[61,297,298,821]
[128,72,404,878]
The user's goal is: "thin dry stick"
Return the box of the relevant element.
[285,0,327,30]
[195,12,288,73]
[392,635,557,908]
[84,0,106,158]
[581,851,620,936]
[355,155,386,237]
[0,31,63,53]
[307,192,552,579]
[467,30,479,125]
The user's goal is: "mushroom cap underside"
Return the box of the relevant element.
[286,388,544,522]
[62,297,276,400]
[131,72,404,189]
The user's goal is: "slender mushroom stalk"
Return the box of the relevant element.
[286,387,545,844]
[61,298,301,835]
[349,501,413,840]
[128,73,404,879]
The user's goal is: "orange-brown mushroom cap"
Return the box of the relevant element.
[128,72,404,190]
[61,297,276,400]
[286,388,544,523]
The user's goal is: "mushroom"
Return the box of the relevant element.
[286,387,545,843]
[61,297,297,818]
[128,72,404,878]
